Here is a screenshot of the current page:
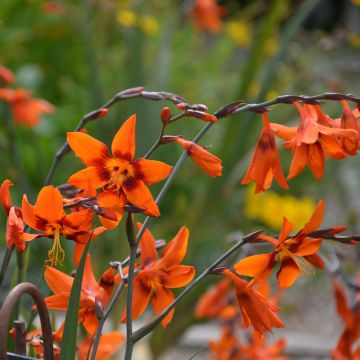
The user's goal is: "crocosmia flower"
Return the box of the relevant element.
[67,115,172,227]
[22,185,104,265]
[121,224,195,327]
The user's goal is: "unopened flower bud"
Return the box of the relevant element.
[160,107,172,124]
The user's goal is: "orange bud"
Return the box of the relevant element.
[185,109,218,122]
[176,138,222,177]
[160,107,172,124]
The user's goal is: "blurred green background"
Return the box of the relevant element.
[1,0,360,357]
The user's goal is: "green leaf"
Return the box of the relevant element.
[59,239,91,360]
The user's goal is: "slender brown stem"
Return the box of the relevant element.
[0,246,14,289]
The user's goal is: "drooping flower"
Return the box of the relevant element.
[235,200,346,289]
[67,115,172,227]
[121,224,195,327]
[271,103,357,180]
[331,278,360,360]
[0,88,54,127]
[339,100,360,155]
[175,138,222,177]
[0,179,39,252]
[77,331,124,360]
[42,255,115,334]
[189,0,223,34]
[195,278,236,319]
[22,185,104,265]
[221,269,284,334]
[242,113,288,193]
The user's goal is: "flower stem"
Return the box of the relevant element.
[131,230,262,342]
[124,214,138,360]
[90,264,125,360]
[0,246,14,289]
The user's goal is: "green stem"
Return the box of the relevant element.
[131,231,261,342]
[124,214,138,360]
[143,123,166,159]
[0,246,14,289]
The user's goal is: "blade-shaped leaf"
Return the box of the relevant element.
[59,239,91,360]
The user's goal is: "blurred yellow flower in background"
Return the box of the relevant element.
[225,20,252,48]
[140,15,159,36]
[351,0,360,6]
[116,9,136,27]
[245,185,315,230]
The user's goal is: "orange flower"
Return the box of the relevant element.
[0,65,14,85]
[121,224,195,327]
[77,332,124,360]
[195,278,236,319]
[208,325,242,360]
[0,179,39,252]
[332,279,360,360]
[0,88,54,127]
[189,0,223,34]
[339,100,360,155]
[67,115,172,226]
[241,332,287,360]
[43,255,115,334]
[222,269,284,334]
[242,113,288,193]
[235,200,346,289]
[271,103,356,180]
[22,185,104,265]
[175,138,222,177]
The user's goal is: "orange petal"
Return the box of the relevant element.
[160,226,189,267]
[277,257,300,289]
[64,209,93,232]
[137,222,158,265]
[277,217,294,246]
[44,266,74,294]
[292,237,322,256]
[68,167,109,191]
[22,194,41,231]
[332,279,352,324]
[151,286,175,327]
[308,143,324,180]
[82,311,99,335]
[234,253,275,283]
[44,293,70,311]
[287,144,308,180]
[67,131,110,167]
[133,159,173,185]
[122,178,159,217]
[111,114,136,161]
[121,278,151,322]
[82,256,100,297]
[35,186,64,224]
[160,265,195,288]
[304,254,324,269]
[301,200,325,234]
[0,179,12,215]
[270,123,297,140]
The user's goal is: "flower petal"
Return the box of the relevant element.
[68,167,109,191]
[122,178,159,217]
[112,114,136,161]
[277,257,300,289]
[292,237,322,256]
[137,222,158,265]
[234,253,275,283]
[121,278,151,322]
[35,186,64,224]
[22,194,41,231]
[44,265,74,294]
[133,159,172,185]
[0,179,12,215]
[301,200,325,234]
[151,286,175,327]
[44,293,70,311]
[160,226,189,267]
[159,265,195,288]
[67,131,110,167]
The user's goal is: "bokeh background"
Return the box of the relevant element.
[1,0,360,358]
